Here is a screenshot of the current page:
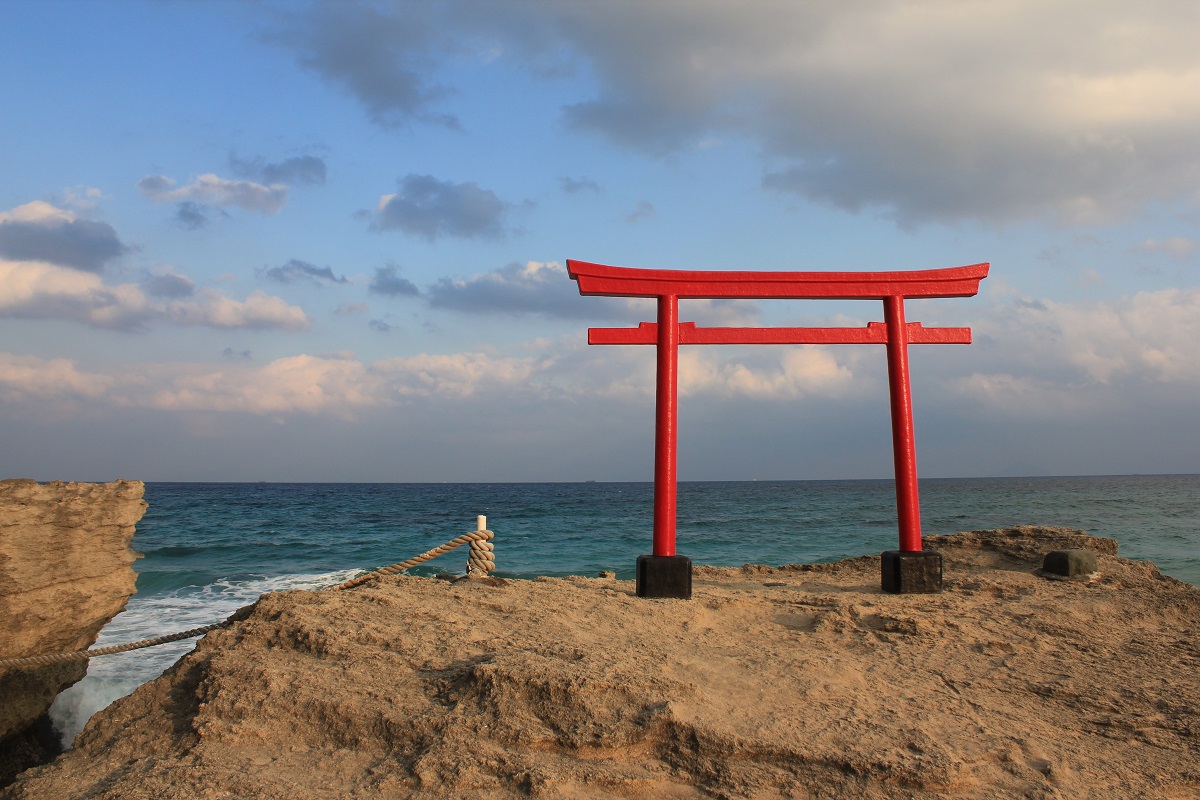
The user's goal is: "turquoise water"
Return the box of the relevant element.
[50,475,1200,743]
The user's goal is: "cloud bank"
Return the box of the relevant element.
[0,258,309,332]
[279,0,1200,226]
[0,201,308,332]
[7,282,1195,416]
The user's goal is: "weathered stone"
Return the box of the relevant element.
[0,479,146,778]
[1042,548,1099,578]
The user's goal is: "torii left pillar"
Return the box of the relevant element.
[644,294,688,598]
[569,260,989,598]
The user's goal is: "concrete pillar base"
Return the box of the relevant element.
[1041,549,1098,578]
[636,554,692,599]
[881,550,942,594]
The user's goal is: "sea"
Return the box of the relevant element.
[49,475,1200,745]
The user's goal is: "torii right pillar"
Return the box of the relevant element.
[880,293,942,593]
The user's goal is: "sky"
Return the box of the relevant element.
[1,0,1198,482]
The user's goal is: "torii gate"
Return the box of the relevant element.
[567,259,989,598]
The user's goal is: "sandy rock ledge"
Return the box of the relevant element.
[5,526,1200,799]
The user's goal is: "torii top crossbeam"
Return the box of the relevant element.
[568,259,988,299]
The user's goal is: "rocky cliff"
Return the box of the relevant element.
[5,527,1199,799]
[0,479,146,784]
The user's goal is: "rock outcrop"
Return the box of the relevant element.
[0,480,146,784]
[5,526,1199,799]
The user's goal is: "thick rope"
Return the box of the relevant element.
[0,622,227,670]
[332,529,494,590]
[0,526,496,670]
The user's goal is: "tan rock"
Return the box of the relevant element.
[0,479,146,776]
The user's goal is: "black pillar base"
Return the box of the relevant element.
[881,550,942,594]
[636,554,692,599]
[1041,548,1098,578]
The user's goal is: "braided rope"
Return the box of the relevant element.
[466,537,495,577]
[0,622,227,670]
[332,529,494,590]
[0,525,496,670]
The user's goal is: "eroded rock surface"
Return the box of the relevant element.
[0,479,146,783]
[6,526,1200,799]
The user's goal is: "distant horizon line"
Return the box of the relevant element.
[74,472,1200,485]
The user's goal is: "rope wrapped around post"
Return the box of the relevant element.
[466,515,496,577]
[332,516,495,591]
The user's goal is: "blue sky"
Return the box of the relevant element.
[1,0,1197,481]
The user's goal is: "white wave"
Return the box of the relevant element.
[49,568,362,749]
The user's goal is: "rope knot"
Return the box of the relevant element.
[466,529,496,577]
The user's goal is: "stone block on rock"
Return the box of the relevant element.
[1041,548,1098,578]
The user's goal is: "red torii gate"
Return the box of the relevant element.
[567,259,990,598]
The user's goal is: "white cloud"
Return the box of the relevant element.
[0,339,853,419]
[548,339,861,403]
[0,201,75,225]
[1137,237,1196,259]
[61,186,106,211]
[0,351,544,418]
[161,289,309,331]
[0,260,149,328]
[0,259,308,332]
[7,284,1200,423]
[948,372,1102,419]
[0,354,114,401]
[138,173,288,214]
[149,355,383,416]
[1048,288,1200,383]
[375,352,542,397]
[950,287,1200,414]
[679,347,855,399]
